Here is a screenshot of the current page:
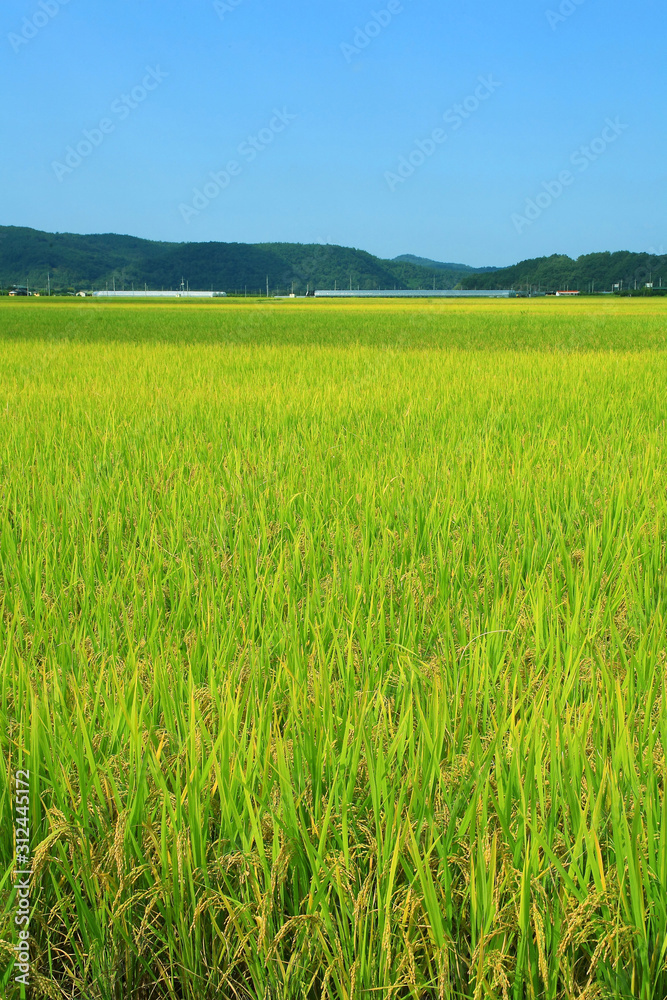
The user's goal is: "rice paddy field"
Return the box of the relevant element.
[2,296,667,1000]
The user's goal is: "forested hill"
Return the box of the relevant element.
[0,226,475,293]
[2,227,664,294]
[393,254,500,274]
[460,252,667,293]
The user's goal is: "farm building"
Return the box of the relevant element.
[92,290,227,298]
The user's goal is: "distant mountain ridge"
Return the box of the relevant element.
[0,226,477,294]
[1,226,664,294]
[393,254,501,274]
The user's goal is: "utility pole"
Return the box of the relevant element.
[47,272,51,296]
[266,275,269,297]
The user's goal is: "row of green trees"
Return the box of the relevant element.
[461,251,667,293]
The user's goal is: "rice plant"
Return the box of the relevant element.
[1,297,667,999]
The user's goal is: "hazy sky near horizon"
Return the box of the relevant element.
[1,0,665,266]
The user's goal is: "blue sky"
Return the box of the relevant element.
[1,0,665,266]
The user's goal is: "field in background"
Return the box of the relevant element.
[1,298,667,999]
[1,295,667,351]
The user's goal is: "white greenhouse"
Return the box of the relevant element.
[313,289,518,298]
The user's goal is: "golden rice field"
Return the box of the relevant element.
[1,297,667,999]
